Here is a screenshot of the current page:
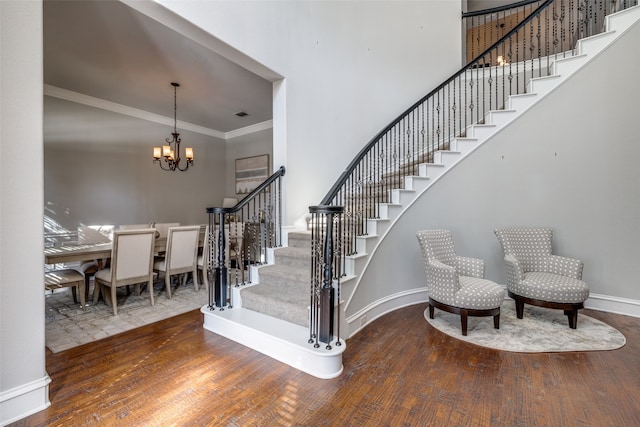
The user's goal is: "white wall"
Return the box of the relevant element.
[354,18,640,317]
[0,2,50,425]
[156,0,463,225]
[44,97,226,230]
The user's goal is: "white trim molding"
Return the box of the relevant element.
[0,375,51,426]
[345,287,429,338]
[225,120,273,140]
[585,293,640,318]
[44,84,226,139]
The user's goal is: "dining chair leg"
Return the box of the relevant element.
[192,268,199,291]
[79,281,86,311]
[93,282,102,305]
[111,286,118,315]
[84,274,91,303]
[148,275,155,306]
[202,268,209,292]
[165,272,172,299]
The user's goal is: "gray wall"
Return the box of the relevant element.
[353,19,640,317]
[44,97,227,231]
[224,128,273,200]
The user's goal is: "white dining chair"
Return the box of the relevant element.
[196,225,211,292]
[118,223,151,230]
[154,225,200,298]
[153,222,181,239]
[93,228,156,315]
[75,225,113,302]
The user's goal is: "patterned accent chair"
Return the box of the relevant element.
[494,227,590,328]
[416,229,505,336]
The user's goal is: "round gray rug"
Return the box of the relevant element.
[424,302,626,352]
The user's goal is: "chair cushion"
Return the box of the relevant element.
[45,269,84,288]
[454,276,505,310]
[153,259,167,271]
[94,268,112,282]
[75,260,98,275]
[511,271,589,303]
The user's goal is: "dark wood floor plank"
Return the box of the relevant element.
[11,305,640,426]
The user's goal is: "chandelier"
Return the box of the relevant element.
[153,82,194,171]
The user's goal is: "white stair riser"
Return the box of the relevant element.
[527,75,562,96]
[607,5,640,31]
[389,189,415,205]
[506,93,538,110]
[433,150,461,166]
[486,110,517,127]
[450,138,479,153]
[550,54,587,76]
[578,31,616,56]
[403,175,429,191]
[467,124,497,140]
[418,163,445,178]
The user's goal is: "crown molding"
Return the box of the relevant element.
[225,120,273,140]
[44,84,226,139]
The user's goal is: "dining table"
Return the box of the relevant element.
[44,232,206,266]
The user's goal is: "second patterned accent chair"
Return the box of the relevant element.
[494,227,590,329]
[416,229,505,336]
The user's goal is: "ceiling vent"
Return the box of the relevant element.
[234,111,248,117]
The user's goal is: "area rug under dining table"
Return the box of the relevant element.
[45,282,210,353]
[424,301,626,353]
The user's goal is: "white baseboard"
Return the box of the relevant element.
[585,293,640,318]
[345,288,429,338]
[0,375,51,426]
[343,288,640,340]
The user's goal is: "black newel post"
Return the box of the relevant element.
[310,204,343,347]
[214,211,228,309]
[319,211,335,344]
[206,207,229,310]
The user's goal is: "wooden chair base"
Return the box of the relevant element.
[508,291,585,329]
[428,297,501,336]
[45,269,86,310]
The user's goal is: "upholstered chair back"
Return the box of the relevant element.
[494,227,553,273]
[155,222,181,239]
[416,229,460,304]
[417,229,457,267]
[166,226,200,269]
[112,229,156,281]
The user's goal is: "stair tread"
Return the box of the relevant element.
[241,283,309,326]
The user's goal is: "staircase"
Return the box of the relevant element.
[240,232,311,327]
[202,230,345,379]
[202,3,640,378]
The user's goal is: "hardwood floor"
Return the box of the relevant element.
[13,305,640,426]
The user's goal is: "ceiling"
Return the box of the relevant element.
[44,0,274,137]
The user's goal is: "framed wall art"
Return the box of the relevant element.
[235,154,269,194]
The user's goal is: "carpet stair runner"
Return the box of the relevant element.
[239,231,312,327]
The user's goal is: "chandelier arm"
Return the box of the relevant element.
[153,82,192,172]
[175,162,190,172]
[154,158,175,171]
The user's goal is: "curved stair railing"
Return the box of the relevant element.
[205,165,285,310]
[309,0,637,346]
